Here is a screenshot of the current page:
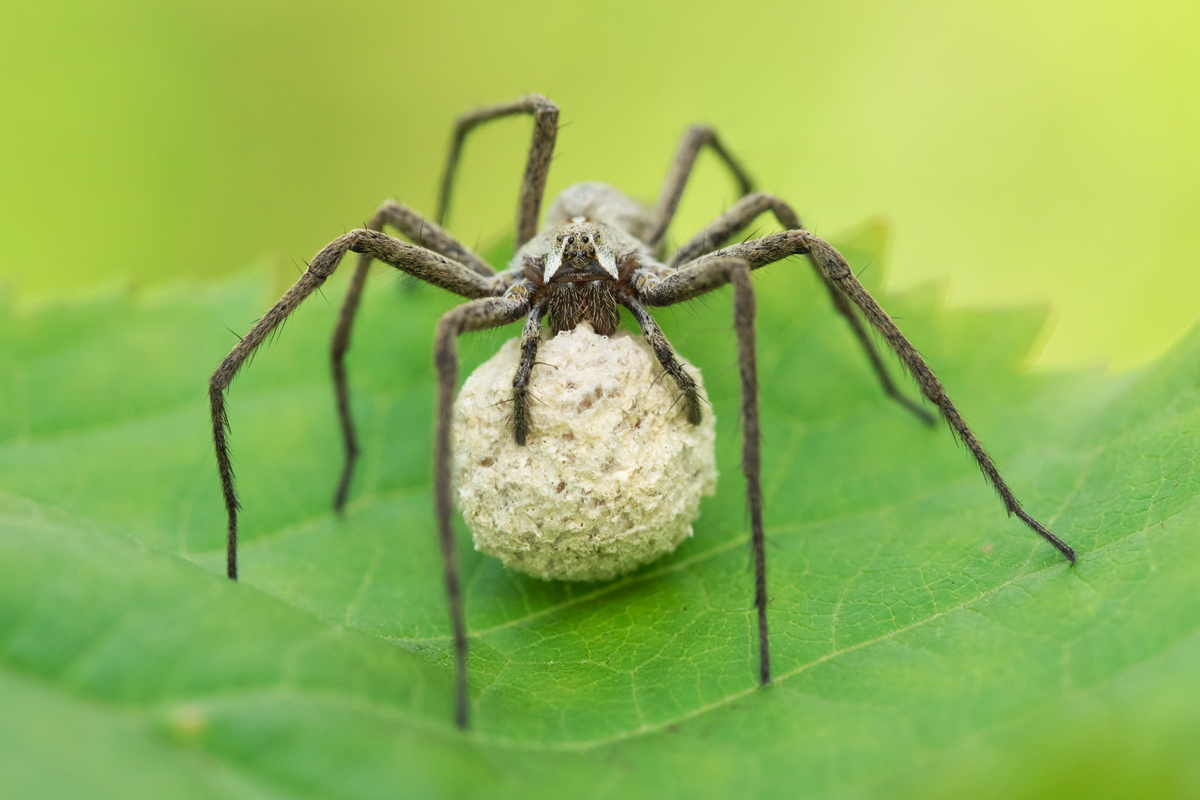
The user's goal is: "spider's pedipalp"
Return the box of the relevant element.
[511,303,547,445]
[624,299,703,426]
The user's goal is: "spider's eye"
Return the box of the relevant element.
[581,235,589,244]
[556,236,563,244]
[567,236,575,245]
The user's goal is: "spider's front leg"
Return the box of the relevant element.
[634,258,769,683]
[433,291,532,728]
[667,192,934,426]
[673,231,1076,563]
[330,201,498,512]
[210,229,496,579]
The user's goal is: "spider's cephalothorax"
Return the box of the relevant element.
[208,94,1077,731]
[525,218,626,336]
[520,183,659,336]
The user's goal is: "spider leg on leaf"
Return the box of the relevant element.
[659,230,1077,563]
[331,94,558,511]
[664,191,935,426]
[208,230,501,729]
[632,257,767,681]
[331,202,497,511]
[433,292,533,729]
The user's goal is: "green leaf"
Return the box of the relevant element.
[2,225,1197,799]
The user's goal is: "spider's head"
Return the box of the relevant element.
[542,219,619,283]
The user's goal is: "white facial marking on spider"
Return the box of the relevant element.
[208,95,1077,731]
[541,220,621,284]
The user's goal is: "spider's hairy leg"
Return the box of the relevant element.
[376,200,496,277]
[666,191,801,269]
[666,192,934,426]
[435,94,559,248]
[511,303,547,445]
[639,257,769,683]
[818,272,937,425]
[210,229,497,581]
[679,231,1076,563]
[434,293,531,729]
[644,124,756,252]
[803,235,1075,561]
[331,202,499,513]
[623,300,703,425]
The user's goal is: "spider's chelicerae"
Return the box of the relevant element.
[209,94,1076,729]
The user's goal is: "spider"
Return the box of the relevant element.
[209,94,1076,730]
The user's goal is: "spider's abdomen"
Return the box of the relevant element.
[545,182,650,240]
[546,282,620,336]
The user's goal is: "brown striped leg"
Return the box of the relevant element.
[639,257,769,683]
[435,94,559,248]
[331,201,496,512]
[210,229,496,581]
[643,125,756,252]
[666,193,934,425]
[660,231,1076,563]
[433,294,531,728]
[665,192,801,269]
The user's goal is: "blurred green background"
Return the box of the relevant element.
[1,0,1197,371]
[3,4,1199,797]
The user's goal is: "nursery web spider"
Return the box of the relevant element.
[209,94,1076,729]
